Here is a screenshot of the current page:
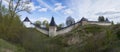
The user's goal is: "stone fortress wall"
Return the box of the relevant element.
[35,20,111,36]
[88,21,111,25]
[34,20,81,36]
[35,27,49,35]
[23,17,112,37]
[57,22,81,35]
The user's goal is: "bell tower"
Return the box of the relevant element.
[49,17,57,37]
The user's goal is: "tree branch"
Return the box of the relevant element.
[14,0,20,13]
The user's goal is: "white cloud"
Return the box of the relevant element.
[38,17,50,22]
[37,0,53,11]
[36,0,64,17]
[25,2,37,11]
[2,0,40,11]
[35,6,41,9]
[22,1,48,12]
[38,8,48,12]
[20,1,42,12]
[69,0,120,23]
[55,3,61,6]
[95,8,120,15]
[2,0,9,8]
[54,3,66,11]
[63,9,73,15]
[30,17,50,23]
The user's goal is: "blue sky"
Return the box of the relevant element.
[2,0,120,25]
[20,0,75,24]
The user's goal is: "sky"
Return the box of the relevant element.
[2,0,120,25]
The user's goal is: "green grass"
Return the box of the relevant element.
[0,39,25,52]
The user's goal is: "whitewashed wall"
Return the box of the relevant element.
[23,22,35,28]
[35,21,111,37]
[88,22,111,26]
[35,27,49,35]
[57,23,81,35]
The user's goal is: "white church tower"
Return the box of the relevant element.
[49,17,57,37]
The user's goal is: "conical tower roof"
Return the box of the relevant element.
[49,16,56,26]
[105,18,110,22]
[23,17,31,22]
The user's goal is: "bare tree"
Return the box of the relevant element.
[0,0,32,26]
[4,0,31,17]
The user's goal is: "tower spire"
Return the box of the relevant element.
[49,16,56,26]
[105,18,110,22]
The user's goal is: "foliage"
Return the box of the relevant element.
[112,24,120,40]
[21,28,64,52]
[0,1,120,51]
[112,21,114,25]
[0,0,32,43]
[0,39,25,52]
[0,0,30,46]
[56,24,120,52]
[34,21,41,27]
[34,20,49,29]
[83,25,103,34]
[98,16,105,22]
[66,16,75,26]
[42,20,49,28]
[57,23,64,29]
[0,12,28,43]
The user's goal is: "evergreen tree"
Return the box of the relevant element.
[98,16,105,22]
[58,23,64,29]
[42,20,49,28]
[112,21,114,25]
[66,16,75,26]
[35,21,41,27]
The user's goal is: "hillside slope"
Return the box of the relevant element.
[0,39,25,52]
[53,24,120,52]
[21,24,120,52]
[1,24,120,52]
